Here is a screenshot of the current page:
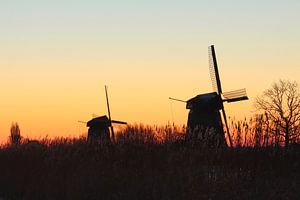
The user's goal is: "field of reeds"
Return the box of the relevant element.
[0,124,299,200]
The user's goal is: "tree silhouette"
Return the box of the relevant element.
[10,122,21,145]
[255,80,300,147]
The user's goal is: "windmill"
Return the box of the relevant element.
[85,86,127,143]
[170,45,248,147]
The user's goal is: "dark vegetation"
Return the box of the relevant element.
[0,124,299,200]
[255,80,300,147]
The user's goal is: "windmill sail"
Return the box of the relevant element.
[220,107,232,147]
[222,88,248,102]
[105,85,115,142]
[209,45,233,147]
[111,120,127,124]
[209,45,223,94]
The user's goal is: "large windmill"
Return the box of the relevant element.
[170,45,248,147]
[85,86,127,143]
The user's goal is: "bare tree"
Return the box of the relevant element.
[255,80,300,147]
[10,122,21,145]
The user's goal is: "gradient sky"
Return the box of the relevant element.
[1,0,299,142]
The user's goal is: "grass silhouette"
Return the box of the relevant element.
[0,124,299,199]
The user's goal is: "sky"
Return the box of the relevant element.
[0,0,299,142]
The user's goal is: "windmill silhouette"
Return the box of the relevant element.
[84,86,127,143]
[170,45,248,147]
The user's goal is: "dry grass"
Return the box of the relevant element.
[0,124,299,200]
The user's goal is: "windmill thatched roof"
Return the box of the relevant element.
[186,92,222,110]
[87,115,110,128]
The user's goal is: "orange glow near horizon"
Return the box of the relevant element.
[0,48,298,143]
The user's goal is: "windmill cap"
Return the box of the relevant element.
[87,115,110,127]
[186,92,222,110]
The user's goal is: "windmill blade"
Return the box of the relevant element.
[105,85,115,142]
[169,97,186,103]
[221,107,233,147]
[222,88,248,102]
[209,45,223,94]
[111,120,127,125]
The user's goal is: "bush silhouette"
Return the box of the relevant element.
[9,122,21,145]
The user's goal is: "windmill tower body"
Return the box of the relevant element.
[186,93,222,131]
[87,116,111,143]
[186,92,227,146]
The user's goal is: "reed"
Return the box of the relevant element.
[0,123,299,199]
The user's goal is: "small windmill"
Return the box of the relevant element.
[170,45,248,147]
[85,86,127,143]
